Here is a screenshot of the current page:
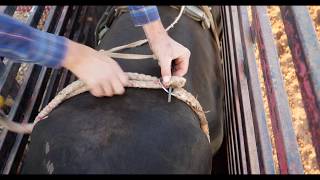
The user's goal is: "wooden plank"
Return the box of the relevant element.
[238,6,275,174]
[280,6,320,165]
[251,6,304,174]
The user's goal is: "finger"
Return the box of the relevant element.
[101,80,114,97]
[173,55,190,77]
[115,65,129,86]
[118,72,129,86]
[159,58,172,87]
[89,85,106,97]
[173,49,190,76]
[108,60,129,86]
[111,78,125,95]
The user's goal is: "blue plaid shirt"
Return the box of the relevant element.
[0,6,160,68]
[128,6,160,26]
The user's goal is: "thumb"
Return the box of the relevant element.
[159,58,172,87]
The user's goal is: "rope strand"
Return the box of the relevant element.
[0,6,211,143]
[1,73,210,142]
[106,6,185,54]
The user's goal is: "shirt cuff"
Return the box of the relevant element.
[128,6,160,26]
[27,28,67,68]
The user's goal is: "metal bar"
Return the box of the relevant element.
[251,6,304,174]
[226,6,249,174]
[0,6,17,16]
[0,62,20,98]
[238,6,275,174]
[230,6,260,174]
[226,5,249,174]
[2,6,65,174]
[0,6,48,173]
[220,7,231,173]
[64,6,82,39]
[226,5,243,174]
[224,6,240,174]
[0,61,5,77]
[56,6,82,93]
[0,5,45,148]
[280,6,320,165]
[221,7,232,173]
[2,64,42,174]
[71,6,88,45]
[0,6,44,98]
[40,6,71,109]
[67,6,89,85]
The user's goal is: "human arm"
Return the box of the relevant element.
[0,14,128,97]
[128,6,190,86]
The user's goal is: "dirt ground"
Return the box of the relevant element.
[261,6,320,174]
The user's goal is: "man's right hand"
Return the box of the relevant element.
[61,40,128,97]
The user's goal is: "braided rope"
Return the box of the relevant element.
[0,6,211,142]
[0,73,210,142]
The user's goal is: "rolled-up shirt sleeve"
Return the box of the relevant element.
[128,6,160,26]
[0,14,67,68]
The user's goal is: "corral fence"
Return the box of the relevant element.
[0,6,319,174]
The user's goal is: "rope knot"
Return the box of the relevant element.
[168,76,186,88]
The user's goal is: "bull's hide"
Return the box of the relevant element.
[21,6,224,174]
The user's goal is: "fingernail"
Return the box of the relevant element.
[163,76,171,86]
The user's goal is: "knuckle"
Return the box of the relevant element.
[121,79,129,87]
[187,50,191,56]
[185,49,191,57]
[104,90,113,97]
[116,87,125,95]
[88,79,99,87]
[113,81,125,95]
[106,93,114,97]
[90,89,103,97]
[103,87,113,97]
[122,75,129,83]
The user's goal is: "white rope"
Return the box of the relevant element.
[0,6,212,143]
[106,6,186,54]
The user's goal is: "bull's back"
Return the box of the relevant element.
[21,6,223,174]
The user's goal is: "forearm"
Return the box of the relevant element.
[0,14,67,68]
[142,20,167,45]
[129,6,190,80]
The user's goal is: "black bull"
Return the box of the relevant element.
[21,7,224,174]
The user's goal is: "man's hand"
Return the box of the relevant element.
[61,40,128,97]
[143,20,190,87]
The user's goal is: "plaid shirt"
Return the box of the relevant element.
[0,6,159,68]
[128,6,160,26]
[0,14,67,68]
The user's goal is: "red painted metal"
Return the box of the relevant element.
[223,6,246,174]
[280,6,320,165]
[3,5,319,174]
[238,6,275,174]
[230,6,260,174]
[251,6,304,174]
